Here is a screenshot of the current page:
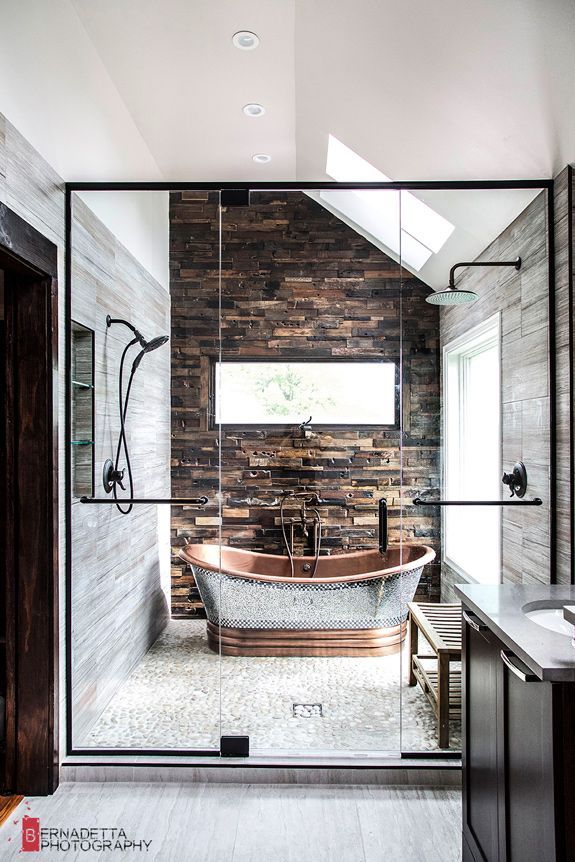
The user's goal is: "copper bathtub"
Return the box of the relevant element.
[179,543,435,657]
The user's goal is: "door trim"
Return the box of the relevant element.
[1,202,59,795]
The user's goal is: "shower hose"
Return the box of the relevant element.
[113,337,139,514]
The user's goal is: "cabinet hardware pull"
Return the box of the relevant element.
[500,650,540,682]
[462,610,488,632]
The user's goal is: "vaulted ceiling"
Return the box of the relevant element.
[1,0,574,286]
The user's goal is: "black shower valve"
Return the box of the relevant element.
[501,461,528,499]
[102,458,126,494]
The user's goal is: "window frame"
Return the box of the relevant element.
[209,356,401,431]
[442,313,502,584]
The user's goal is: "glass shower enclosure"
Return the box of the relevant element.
[66,179,553,761]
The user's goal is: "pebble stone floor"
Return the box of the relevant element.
[86,619,461,752]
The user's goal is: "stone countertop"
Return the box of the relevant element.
[455,584,575,682]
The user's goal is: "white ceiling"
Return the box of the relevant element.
[1,0,575,286]
[70,0,297,181]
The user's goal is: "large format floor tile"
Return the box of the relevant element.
[0,781,462,861]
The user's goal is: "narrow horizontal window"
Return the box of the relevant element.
[213,360,398,426]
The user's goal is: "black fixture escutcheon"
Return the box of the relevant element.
[502,461,528,498]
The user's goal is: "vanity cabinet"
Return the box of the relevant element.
[462,605,575,862]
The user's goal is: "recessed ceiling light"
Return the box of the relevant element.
[233,31,260,50]
[243,103,265,117]
[252,153,271,163]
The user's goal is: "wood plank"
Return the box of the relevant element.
[0,795,23,827]
[408,602,462,654]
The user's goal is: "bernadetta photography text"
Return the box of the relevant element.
[28,825,153,852]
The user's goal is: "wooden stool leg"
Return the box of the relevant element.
[408,614,418,686]
[438,653,450,748]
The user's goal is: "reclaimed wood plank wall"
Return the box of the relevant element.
[170,191,441,616]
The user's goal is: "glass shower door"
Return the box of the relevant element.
[69,188,222,753]
[216,187,403,755]
[398,186,551,753]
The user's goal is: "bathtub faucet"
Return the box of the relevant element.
[279,492,323,578]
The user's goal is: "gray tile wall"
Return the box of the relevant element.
[441,191,551,597]
[0,112,68,754]
[554,167,572,585]
[0,112,170,751]
[70,196,170,743]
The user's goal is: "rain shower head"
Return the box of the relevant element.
[426,257,521,307]
[426,286,478,306]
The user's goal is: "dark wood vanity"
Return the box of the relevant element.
[457,585,575,862]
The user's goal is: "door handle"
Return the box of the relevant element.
[500,649,540,682]
[462,610,488,632]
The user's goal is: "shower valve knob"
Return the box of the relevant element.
[103,459,126,494]
[501,461,528,499]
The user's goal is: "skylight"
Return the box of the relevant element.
[322,135,454,271]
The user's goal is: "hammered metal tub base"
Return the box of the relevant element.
[179,543,436,659]
[207,620,408,657]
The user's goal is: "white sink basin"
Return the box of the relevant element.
[524,607,574,637]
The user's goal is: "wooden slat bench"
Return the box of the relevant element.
[407,602,462,749]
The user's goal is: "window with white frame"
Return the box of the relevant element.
[443,314,501,583]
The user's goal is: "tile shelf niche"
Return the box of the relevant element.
[71,320,95,498]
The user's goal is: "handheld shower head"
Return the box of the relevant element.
[132,333,169,372]
[105,314,169,513]
[142,334,169,353]
[106,316,169,369]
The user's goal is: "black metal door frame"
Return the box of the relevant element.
[64,178,556,762]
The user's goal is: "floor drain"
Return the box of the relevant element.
[292,703,323,718]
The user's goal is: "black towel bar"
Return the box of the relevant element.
[413,497,543,507]
[79,496,209,506]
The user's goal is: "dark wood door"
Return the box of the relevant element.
[0,313,5,759]
[462,609,501,862]
[0,203,58,796]
[500,651,556,862]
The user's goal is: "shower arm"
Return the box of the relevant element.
[448,257,521,288]
[106,315,146,347]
